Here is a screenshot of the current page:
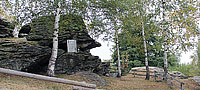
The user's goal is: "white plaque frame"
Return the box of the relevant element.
[67,40,77,53]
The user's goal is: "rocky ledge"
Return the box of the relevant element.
[0,15,103,75]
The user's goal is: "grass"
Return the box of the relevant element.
[0,73,72,90]
[178,79,200,90]
[0,73,199,90]
[101,75,171,90]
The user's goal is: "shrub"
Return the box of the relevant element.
[169,64,200,76]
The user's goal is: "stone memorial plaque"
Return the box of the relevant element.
[67,40,77,53]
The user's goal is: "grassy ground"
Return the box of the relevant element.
[0,73,199,90]
[175,78,200,90]
[101,75,171,90]
[0,73,72,90]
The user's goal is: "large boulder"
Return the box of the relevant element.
[130,67,165,79]
[94,62,111,76]
[168,71,188,79]
[130,67,164,73]
[130,67,188,79]
[0,15,102,75]
[26,15,101,52]
[0,19,13,38]
[0,39,101,74]
[75,71,108,86]
[55,52,101,74]
[0,39,51,71]
[191,76,200,85]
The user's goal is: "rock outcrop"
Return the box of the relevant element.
[130,67,188,79]
[130,67,164,73]
[26,15,101,52]
[0,15,102,75]
[191,76,200,85]
[75,71,108,86]
[0,39,51,72]
[0,19,13,38]
[168,71,188,79]
[94,62,111,76]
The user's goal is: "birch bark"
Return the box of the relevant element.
[162,0,168,81]
[163,33,168,80]
[116,31,121,77]
[140,15,150,80]
[47,1,61,76]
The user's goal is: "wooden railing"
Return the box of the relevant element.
[131,70,154,77]
[131,69,184,90]
[0,68,97,89]
[166,74,184,90]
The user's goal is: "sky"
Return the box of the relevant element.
[180,51,194,64]
[90,39,114,61]
[90,39,195,64]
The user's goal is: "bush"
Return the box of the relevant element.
[169,64,200,76]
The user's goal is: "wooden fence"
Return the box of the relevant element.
[131,70,184,90]
[0,68,98,89]
[166,74,184,90]
[132,70,154,77]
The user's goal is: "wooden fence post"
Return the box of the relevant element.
[133,70,136,77]
[180,82,184,90]
[154,71,157,81]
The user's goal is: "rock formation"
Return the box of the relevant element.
[130,67,188,79]
[0,15,102,75]
[191,76,200,85]
[0,19,13,38]
[168,71,188,79]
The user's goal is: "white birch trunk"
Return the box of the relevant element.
[162,0,168,81]
[163,34,168,80]
[12,24,21,38]
[116,31,121,77]
[140,15,150,80]
[47,1,61,76]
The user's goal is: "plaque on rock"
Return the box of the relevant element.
[67,40,77,53]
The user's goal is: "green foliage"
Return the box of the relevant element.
[31,14,86,33]
[169,64,200,76]
[132,60,143,67]
[59,14,86,31]
[112,13,165,68]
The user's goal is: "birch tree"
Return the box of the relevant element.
[11,0,30,37]
[116,30,121,77]
[1,0,46,38]
[47,1,61,76]
[127,0,152,80]
[140,14,150,80]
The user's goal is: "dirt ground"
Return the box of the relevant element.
[0,73,199,90]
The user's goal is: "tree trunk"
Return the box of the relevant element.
[163,35,168,80]
[47,1,61,77]
[12,24,21,38]
[116,31,121,77]
[162,0,168,81]
[140,15,150,80]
